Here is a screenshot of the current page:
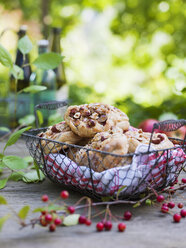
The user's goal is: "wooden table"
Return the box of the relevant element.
[0,140,186,248]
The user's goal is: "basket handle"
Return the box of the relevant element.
[148,119,186,151]
[34,100,68,128]
[152,119,186,133]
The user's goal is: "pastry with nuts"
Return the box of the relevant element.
[64,103,129,138]
[125,129,174,153]
[75,131,130,172]
[37,121,83,154]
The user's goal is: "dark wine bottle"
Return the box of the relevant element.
[49,27,67,90]
[9,25,32,128]
[10,25,32,92]
[30,39,57,125]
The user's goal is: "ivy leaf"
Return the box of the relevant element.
[33,52,63,70]
[0,44,13,68]
[3,126,31,153]
[18,205,30,220]
[10,65,24,80]
[0,127,10,132]
[63,214,80,226]
[9,171,24,181]
[0,214,11,231]
[22,85,47,94]
[0,178,8,189]
[22,170,45,183]
[116,185,127,200]
[0,195,7,205]
[3,156,28,170]
[18,35,33,54]
[18,115,35,125]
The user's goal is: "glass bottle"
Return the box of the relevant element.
[30,39,57,125]
[9,25,32,128]
[49,27,67,90]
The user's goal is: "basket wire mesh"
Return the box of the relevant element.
[22,101,186,200]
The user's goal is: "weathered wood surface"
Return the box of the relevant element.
[0,139,186,248]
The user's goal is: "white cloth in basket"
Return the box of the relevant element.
[45,144,186,197]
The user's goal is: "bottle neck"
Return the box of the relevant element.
[51,33,61,53]
[38,46,48,54]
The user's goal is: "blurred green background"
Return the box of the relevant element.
[0,0,185,127]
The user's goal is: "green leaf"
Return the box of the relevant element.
[0,161,6,169]
[18,115,35,125]
[22,170,45,183]
[0,214,11,231]
[36,110,43,126]
[33,52,63,70]
[3,126,31,152]
[18,205,30,219]
[32,207,44,213]
[133,202,141,208]
[47,204,65,212]
[23,156,33,164]
[116,185,127,200]
[10,65,24,80]
[0,195,7,205]
[9,171,24,181]
[22,85,47,93]
[33,160,41,180]
[0,127,10,132]
[0,153,4,159]
[0,44,13,68]
[0,178,8,189]
[63,214,80,226]
[18,35,33,54]
[3,156,28,170]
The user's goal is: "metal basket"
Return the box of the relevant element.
[22,101,186,200]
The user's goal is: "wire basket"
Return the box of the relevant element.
[22,101,186,200]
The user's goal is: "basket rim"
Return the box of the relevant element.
[22,128,186,158]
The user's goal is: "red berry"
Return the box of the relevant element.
[104,221,112,231]
[178,203,183,209]
[167,202,175,209]
[173,213,181,223]
[85,219,92,226]
[180,209,186,218]
[96,222,104,232]
[124,211,132,221]
[45,214,53,223]
[60,190,69,199]
[162,203,168,207]
[54,218,62,226]
[161,206,169,213]
[40,216,48,226]
[118,223,126,232]
[181,178,186,184]
[79,215,86,224]
[67,206,75,214]
[157,195,165,203]
[41,210,47,215]
[41,194,49,202]
[49,223,56,232]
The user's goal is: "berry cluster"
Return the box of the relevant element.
[156,182,186,223]
[34,177,186,233]
[40,190,70,232]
